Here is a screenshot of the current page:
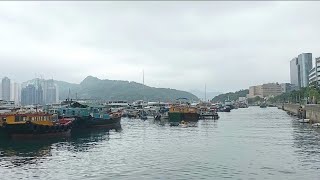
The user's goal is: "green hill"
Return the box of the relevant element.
[212,89,249,102]
[54,76,198,102]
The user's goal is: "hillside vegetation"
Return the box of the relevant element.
[212,89,249,102]
[53,76,198,102]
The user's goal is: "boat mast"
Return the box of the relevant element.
[68,88,71,101]
[142,69,146,104]
[143,69,145,86]
[205,83,207,102]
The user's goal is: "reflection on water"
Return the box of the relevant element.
[1,109,320,179]
[0,125,122,168]
[0,139,54,167]
[291,120,320,168]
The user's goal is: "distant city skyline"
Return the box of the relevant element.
[0,76,59,105]
[0,2,320,92]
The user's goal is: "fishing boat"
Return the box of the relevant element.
[139,110,148,120]
[0,112,72,138]
[223,105,231,112]
[168,105,200,126]
[55,101,121,129]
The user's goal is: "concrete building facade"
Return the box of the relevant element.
[248,86,263,98]
[309,57,320,86]
[248,83,282,98]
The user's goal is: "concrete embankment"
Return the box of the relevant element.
[279,103,320,123]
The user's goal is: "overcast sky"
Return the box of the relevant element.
[0,1,319,93]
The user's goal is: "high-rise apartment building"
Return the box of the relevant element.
[290,53,312,89]
[21,78,59,105]
[1,77,10,101]
[21,84,43,106]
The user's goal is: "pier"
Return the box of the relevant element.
[279,103,320,123]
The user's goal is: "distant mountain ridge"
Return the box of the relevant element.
[27,76,198,102]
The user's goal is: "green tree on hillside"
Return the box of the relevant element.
[212,89,249,102]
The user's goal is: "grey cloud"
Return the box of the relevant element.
[0,1,319,93]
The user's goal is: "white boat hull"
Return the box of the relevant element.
[298,119,310,123]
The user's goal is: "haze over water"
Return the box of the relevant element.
[1,107,320,179]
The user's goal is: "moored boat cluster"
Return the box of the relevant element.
[0,98,243,139]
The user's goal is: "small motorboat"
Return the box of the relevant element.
[298,119,310,123]
[312,123,320,128]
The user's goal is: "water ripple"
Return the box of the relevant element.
[1,107,320,179]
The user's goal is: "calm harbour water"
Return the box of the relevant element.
[1,107,320,180]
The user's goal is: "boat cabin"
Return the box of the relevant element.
[0,113,56,126]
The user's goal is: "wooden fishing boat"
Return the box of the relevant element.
[54,101,122,129]
[168,106,199,126]
[0,112,72,138]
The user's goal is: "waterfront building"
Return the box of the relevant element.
[1,77,11,101]
[290,57,299,88]
[260,83,282,97]
[248,83,282,98]
[248,86,263,98]
[308,57,320,86]
[280,83,295,93]
[290,53,312,89]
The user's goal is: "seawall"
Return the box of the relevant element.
[280,104,320,123]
